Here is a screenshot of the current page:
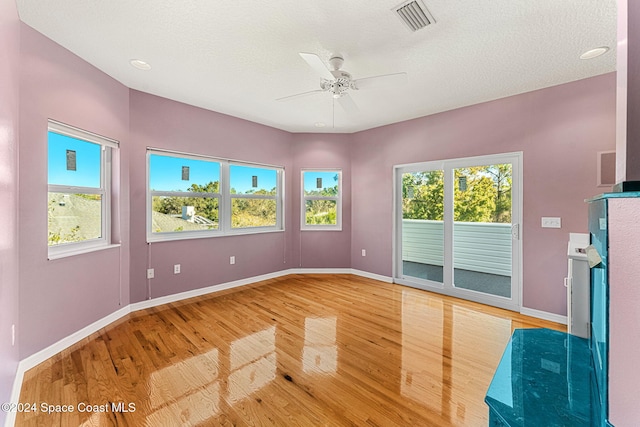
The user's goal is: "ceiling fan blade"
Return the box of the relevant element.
[276,89,325,102]
[337,93,359,114]
[299,52,335,81]
[353,72,408,90]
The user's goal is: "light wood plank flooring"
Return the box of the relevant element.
[16,274,564,426]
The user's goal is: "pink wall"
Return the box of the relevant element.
[350,73,616,315]
[611,1,640,423]
[291,134,352,268]
[128,91,295,303]
[0,0,21,419]
[625,0,640,180]
[608,197,640,426]
[18,24,131,358]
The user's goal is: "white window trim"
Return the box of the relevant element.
[147,149,285,242]
[47,120,117,259]
[301,169,342,231]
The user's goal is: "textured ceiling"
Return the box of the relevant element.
[16,0,616,133]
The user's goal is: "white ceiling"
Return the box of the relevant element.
[16,0,616,133]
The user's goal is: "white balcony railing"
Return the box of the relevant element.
[402,219,512,277]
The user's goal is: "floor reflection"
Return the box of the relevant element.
[303,317,337,374]
[400,289,514,426]
[228,326,277,403]
[146,348,221,426]
[401,293,443,413]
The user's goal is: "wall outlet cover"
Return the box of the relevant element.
[541,217,561,228]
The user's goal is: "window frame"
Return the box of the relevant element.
[147,149,285,242]
[301,169,342,231]
[227,162,284,233]
[147,151,222,241]
[47,120,118,259]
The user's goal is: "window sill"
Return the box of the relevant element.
[48,243,121,260]
[301,227,343,232]
[147,228,285,243]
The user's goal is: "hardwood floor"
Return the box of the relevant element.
[16,274,564,426]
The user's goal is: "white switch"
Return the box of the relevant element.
[147,268,155,279]
[230,256,235,265]
[541,217,561,228]
[362,249,366,257]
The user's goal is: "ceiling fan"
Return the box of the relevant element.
[277,52,408,115]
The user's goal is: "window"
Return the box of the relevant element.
[147,149,284,241]
[149,153,221,236]
[47,120,117,258]
[301,170,342,230]
[230,165,279,229]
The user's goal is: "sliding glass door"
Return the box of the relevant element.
[394,153,521,311]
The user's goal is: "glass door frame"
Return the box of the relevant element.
[392,152,523,312]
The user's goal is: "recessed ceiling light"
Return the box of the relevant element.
[314,122,326,128]
[130,59,151,70]
[580,47,609,60]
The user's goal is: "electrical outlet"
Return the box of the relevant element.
[541,217,561,228]
[147,268,155,279]
[230,256,235,265]
[174,264,181,274]
[362,249,366,257]
[11,324,15,347]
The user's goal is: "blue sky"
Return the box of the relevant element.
[48,135,278,193]
[150,155,220,191]
[304,171,339,194]
[48,131,101,188]
[150,154,276,193]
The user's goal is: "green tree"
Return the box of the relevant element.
[402,164,512,223]
[402,171,444,220]
[454,167,496,222]
[304,174,339,225]
[485,164,512,223]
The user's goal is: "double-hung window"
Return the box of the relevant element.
[149,152,221,239]
[147,149,284,241]
[301,169,342,231]
[229,164,281,230]
[47,120,117,258]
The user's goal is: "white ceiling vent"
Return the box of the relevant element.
[394,0,435,32]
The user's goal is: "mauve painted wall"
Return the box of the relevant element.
[626,0,640,180]
[350,73,616,315]
[0,0,20,420]
[18,25,130,358]
[291,134,352,268]
[608,197,640,426]
[129,91,294,303]
[610,1,640,424]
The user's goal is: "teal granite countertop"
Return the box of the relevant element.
[485,328,591,426]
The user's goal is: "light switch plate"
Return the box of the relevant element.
[541,217,561,228]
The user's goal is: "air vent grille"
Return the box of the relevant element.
[395,0,435,32]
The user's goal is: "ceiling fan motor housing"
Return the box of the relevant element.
[321,70,356,98]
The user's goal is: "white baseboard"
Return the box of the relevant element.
[520,307,568,325]
[6,305,130,427]
[288,268,352,275]
[130,270,292,312]
[351,269,393,283]
[6,267,392,427]
[19,306,131,371]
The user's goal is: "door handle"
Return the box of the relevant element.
[511,224,519,240]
